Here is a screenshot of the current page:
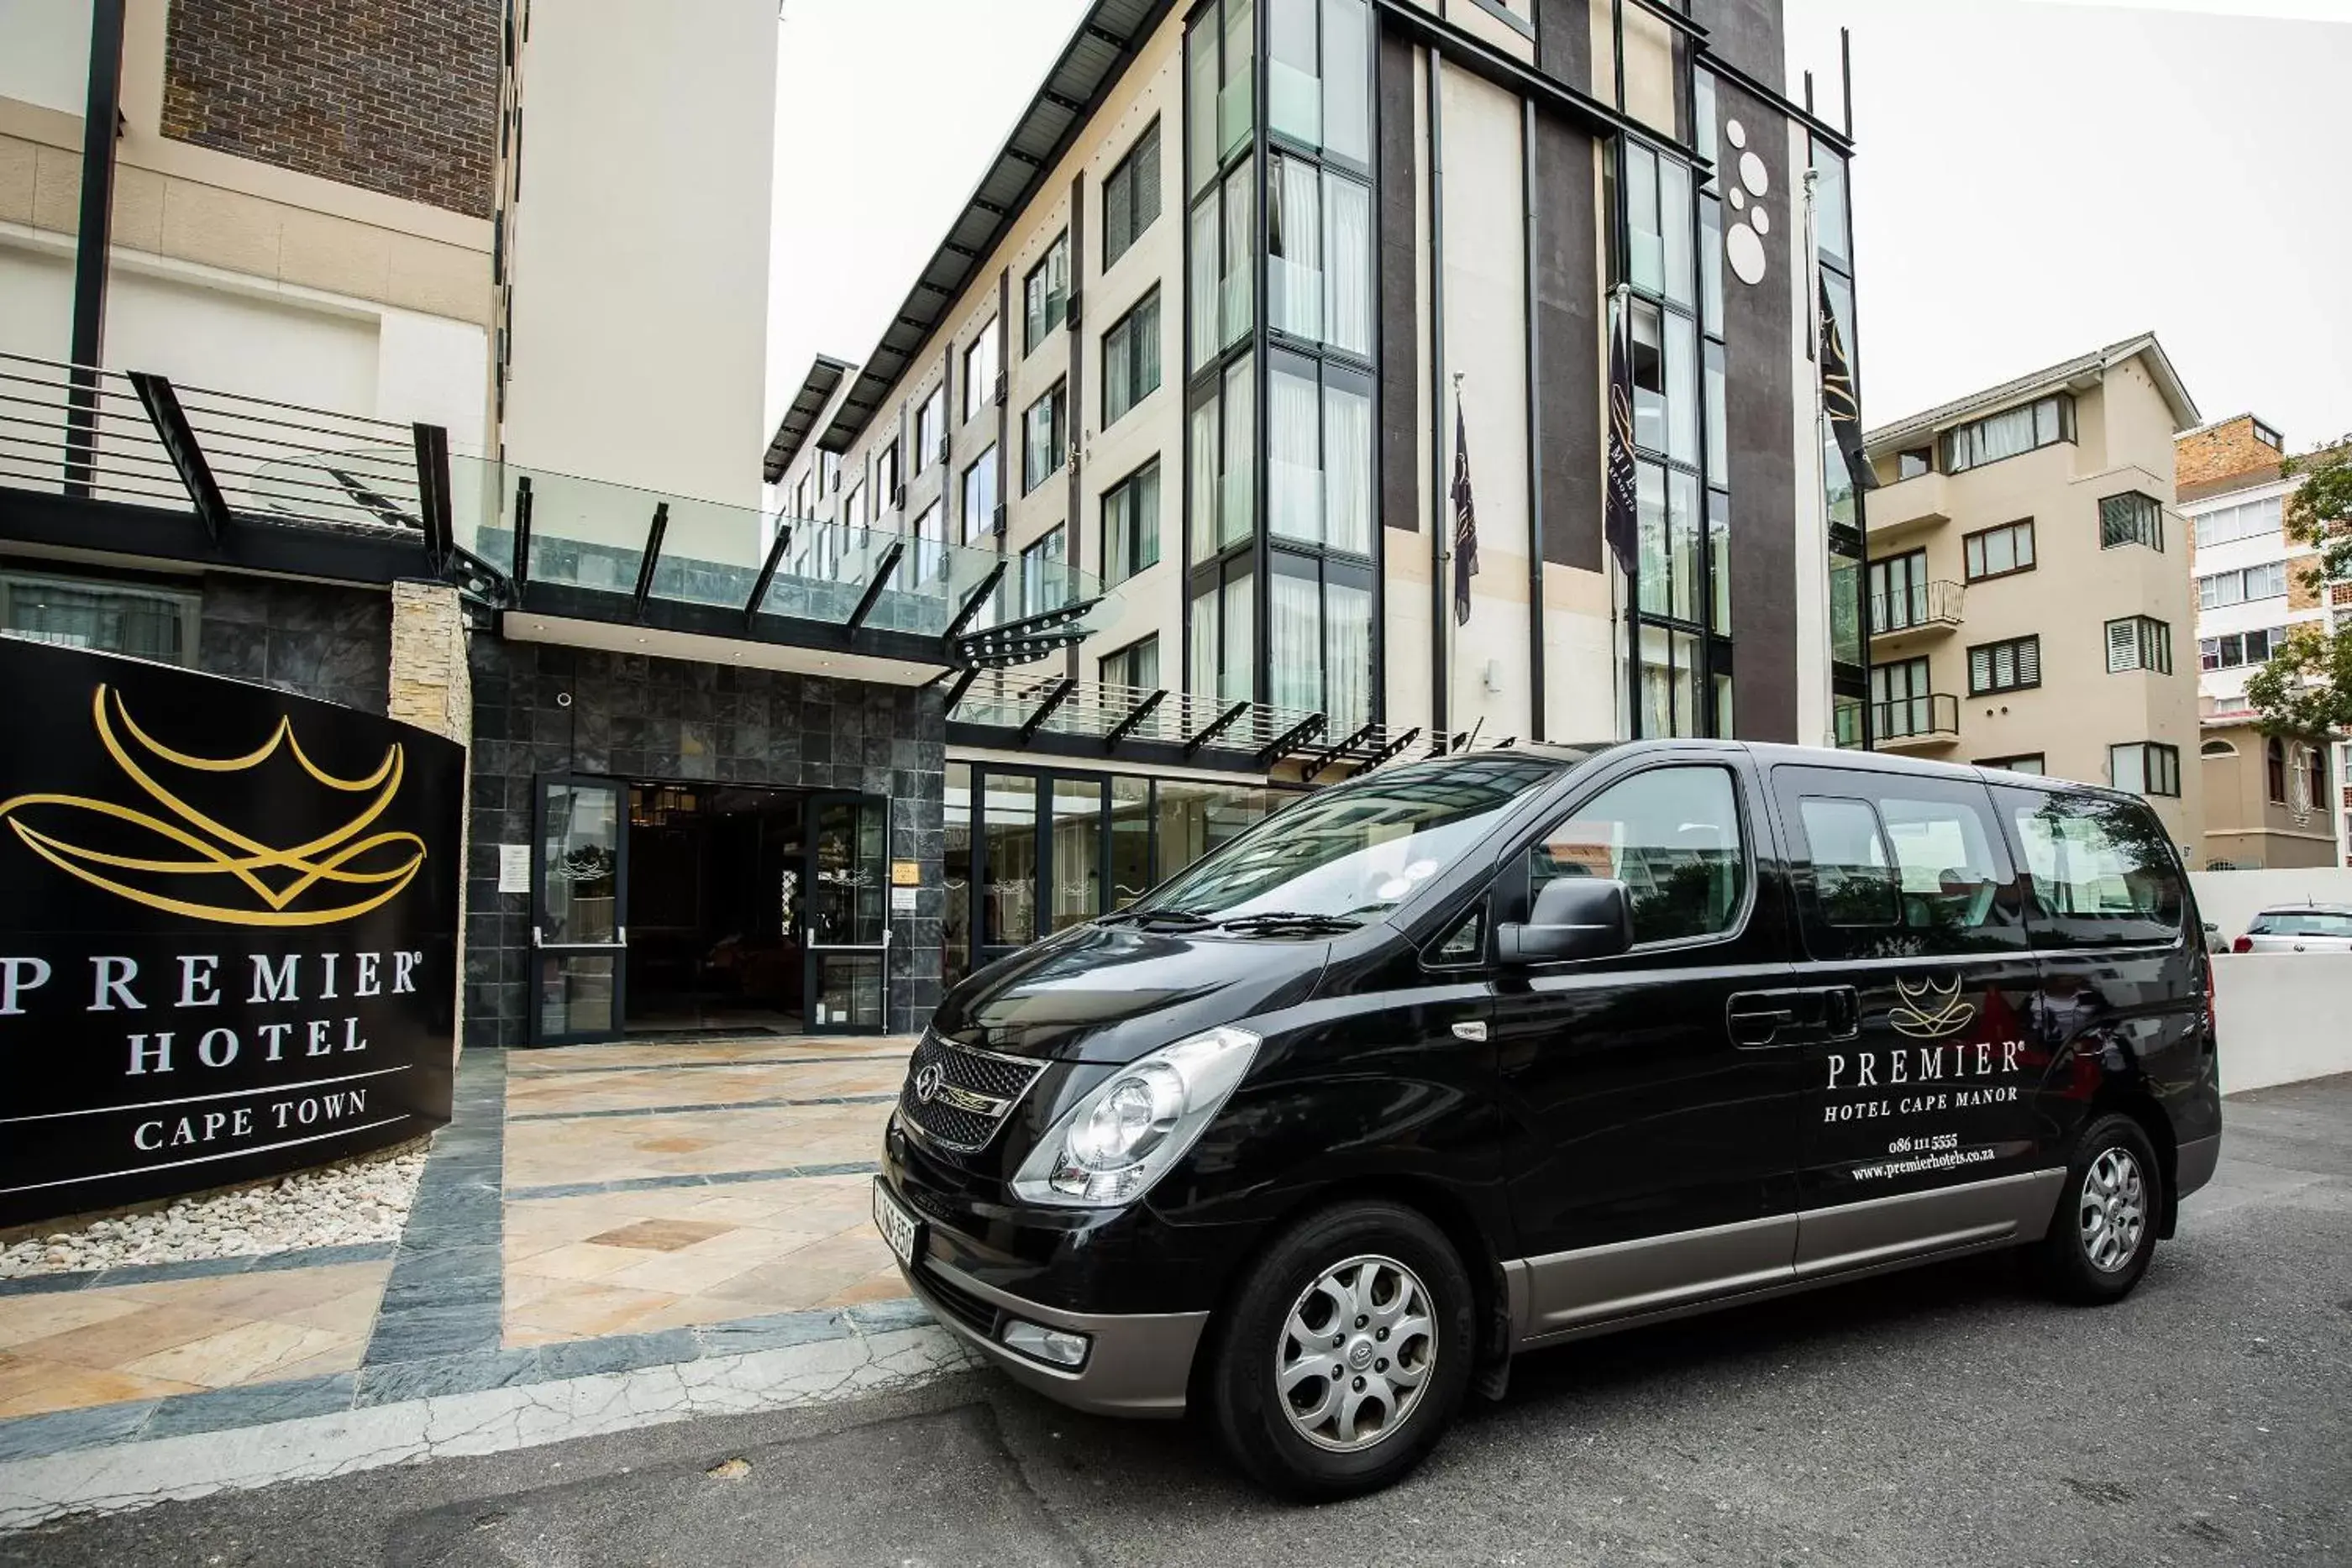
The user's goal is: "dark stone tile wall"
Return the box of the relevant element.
[462,639,948,1047]
[197,577,391,716]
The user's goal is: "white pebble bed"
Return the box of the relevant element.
[0,1140,432,1279]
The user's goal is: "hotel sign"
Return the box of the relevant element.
[0,639,463,1227]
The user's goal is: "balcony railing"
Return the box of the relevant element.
[1870,579,1964,637]
[1871,693,1961,748]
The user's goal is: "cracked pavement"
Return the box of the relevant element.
[5,1075,2349,1565]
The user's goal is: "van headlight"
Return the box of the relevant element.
[1011,1026,1260,1208]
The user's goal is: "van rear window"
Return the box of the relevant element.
[1998,789,2183,947]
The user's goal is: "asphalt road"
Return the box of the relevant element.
[11,1075,2349,1567]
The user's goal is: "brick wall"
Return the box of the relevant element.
[161,0,501,219]
[2176,415,2284,494]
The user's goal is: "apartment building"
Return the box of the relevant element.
[768,0,1867,993]
[1856,335,2205,853]
[2177,413,2347,868]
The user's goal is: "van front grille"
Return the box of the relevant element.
[897,1031,1043,1154]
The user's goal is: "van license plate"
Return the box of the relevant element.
[872,1179,922,1266]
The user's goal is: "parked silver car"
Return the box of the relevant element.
[2232,903,2352,954]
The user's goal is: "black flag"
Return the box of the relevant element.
[1604,289,1640,576]
[1819,277,1880,492]
[1452,402,1480,627]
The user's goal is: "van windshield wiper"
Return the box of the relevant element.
[1105,907,1217,931]
[1215,910,1363,934]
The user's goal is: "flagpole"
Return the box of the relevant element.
[1448,371,1464,753]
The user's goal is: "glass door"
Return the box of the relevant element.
[804,793,890,1033]
[533,776,628,1045]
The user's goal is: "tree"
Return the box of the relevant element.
[2245,436,2352,742]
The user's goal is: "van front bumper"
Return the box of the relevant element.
[897,1251,1207,1419]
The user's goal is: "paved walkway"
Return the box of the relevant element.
[0,1037,917,1468]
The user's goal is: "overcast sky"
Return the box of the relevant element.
[769,0,2352,455]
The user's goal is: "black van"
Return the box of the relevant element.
[874,742,2222,1497]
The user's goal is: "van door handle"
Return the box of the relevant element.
[1726,987,1856,1048]
[1726,998,1800,1048]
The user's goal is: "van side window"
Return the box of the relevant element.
[1782,769,2024,958]
[1996,787,2183,947]
[1531,767,1746,945]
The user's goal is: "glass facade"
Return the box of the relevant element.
[1621,120,1730,739]
[942,760,1296,982]
[1186,0,1376,732]
[1814,135,1871,740]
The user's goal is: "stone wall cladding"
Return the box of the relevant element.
[197,576,391,714]
[463,641,949,1047]
[160,0,501,219]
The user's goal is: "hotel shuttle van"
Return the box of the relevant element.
[873,741,2223,1496]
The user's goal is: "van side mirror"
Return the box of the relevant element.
[1497,878,1635,966]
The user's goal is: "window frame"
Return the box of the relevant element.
[2098,490,2166,553]
[1974,753,2046,775]
[1019,525,1067,620]
[1100,457,1162,585]
[1023,232,1071,358]
[962,324,1000,425]
[0,569,201,665]
[2105,615,2174,676]
[1022,382,1068,496]
[960,448,999,544]
[1940,393,2075,475]
[1778,768,2029,962]
[1101,118,1163,273]
[1991,782,2185,947]
[1967,634,2041,696]
[2108,742,2182,799]
[915,385,947,471]
[1100,288,1163,429]
[1961,518,2035,583]
[1098,632,1161,692]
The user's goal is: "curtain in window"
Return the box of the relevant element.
[1325,581,1371,729]
[1635,463,1669,617]
[1190,581,1220,697]
[1190,196,1221,370]
[1668,471,1701,623]
[1191,399,1220,562]
[1104,323,1132,428]
[1270,156,1322,341]
[1221,354,1255,548]
[1973,404,2037,464]
[1104,485,1132,583]
[1133,295,1161,406]
[1324,380,1372,554]
[1269,359,1320,544]
[1324,176,1371,357]
[1269,572,1321,713]
[1132,463,1161,571]
[1221,571,1254,700]
[1222,160,1255,348]
[6,584,185,662]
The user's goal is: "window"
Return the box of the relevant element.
[1267,353,1373,554]
[1867,549,1928,632]
[2267,737,2288,803]
[1267,154,1373,358]
[961,449,998,543]
[2197,560,2288,610]
[1267,564,1373,731]
[1940,394,2073,473]
[2108,742,2181,798]
[1190,156,1255,368]
[2201,627,2286,671]
[1896,446,1933,480]
[1530,767,1746,945]
[1023,383,1067,494]
[1100,633,1159,692]
[843,481,867,533]
[1976,754,2046,775]
[874,442,900,511]
[1024,232,1070,356]
[1189,354,1255,560]
[1793,784,2016,956]
[1020,527,1066,618]
[915,385,947,470]
[2105,616,2172,675]
[1102,121,1163,273]
[1189,567,1254,702]
[2098,490,2164,552]
[791,475,810,520]
[2000,787,2184,943]
[1618,143,1695,308]
[821,452,842,493]
[1963,519,2034,581]
[1100,459,1161,584]
[1968,635,2040,695]
[1266,0,1373,164]
[963,324,1000,423]
[2307,745,2329,813]
[1101,291,1163,427]
[2253,419,2283,450]
[2192,496,2283,549]
[910,501,946,585]
[0,573,196,663]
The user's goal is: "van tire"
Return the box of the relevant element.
[1207,1201,1475,1500]
[2037,1113,2161,1303]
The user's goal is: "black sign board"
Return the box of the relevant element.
[0,638,463,1227]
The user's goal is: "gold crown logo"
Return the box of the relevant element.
[0,684,425,927]
[1888,975,1976,1040]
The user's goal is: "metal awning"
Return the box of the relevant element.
[761,355,855,484]
[945,670,1414,780]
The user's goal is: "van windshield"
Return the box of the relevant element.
[1129,754,1571,926]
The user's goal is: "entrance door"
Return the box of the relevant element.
[533,776,629,1044]
[803,792,890,1033]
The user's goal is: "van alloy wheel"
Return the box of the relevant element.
[2079,1147,2146,1272]
[1275,1253,1437,1452]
